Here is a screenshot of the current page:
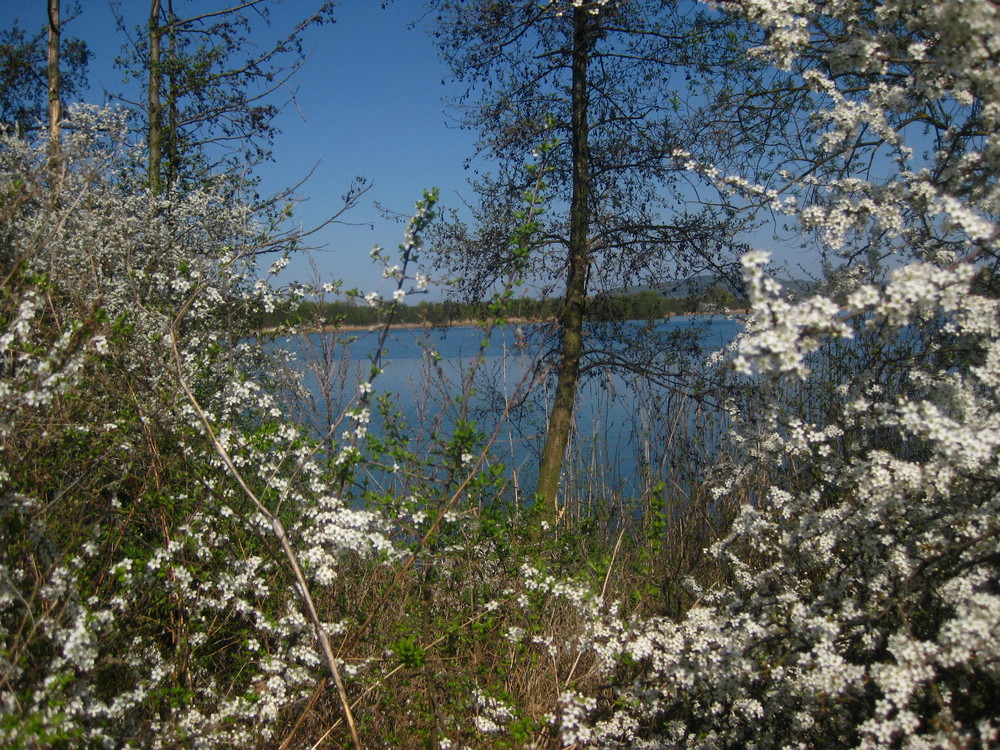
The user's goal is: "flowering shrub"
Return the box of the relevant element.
[562,0,1000,747]
[0,108,390,747]
[7,1,1000,746]
[1,108,607,748]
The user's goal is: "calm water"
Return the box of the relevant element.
[279,315,743,495]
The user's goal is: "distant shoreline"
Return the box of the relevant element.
[263,317,544,335]
[266,311,746,336]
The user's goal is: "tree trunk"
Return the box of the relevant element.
[535,8,593,520]
[166,0,179,187]
[46,0,61,163]
[147,0,163,193]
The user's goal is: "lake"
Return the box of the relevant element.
[278,315,743,499]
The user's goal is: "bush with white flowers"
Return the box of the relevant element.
[0,107,390,748]
[564,0,1000,747]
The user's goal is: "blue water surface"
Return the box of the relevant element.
[278,315,743,496]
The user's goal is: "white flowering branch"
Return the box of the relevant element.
[169,310,362,749]
[554,0,1000,746]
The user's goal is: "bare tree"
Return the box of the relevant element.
[113,0,335,192]
[0,3,89,133]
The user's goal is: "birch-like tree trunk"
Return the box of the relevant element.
[46,0,61,162]
[146,0,163,193]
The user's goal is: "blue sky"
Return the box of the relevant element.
[3,1,818,300]
[3,1,483,297]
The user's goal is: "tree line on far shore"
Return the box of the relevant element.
[262,284,744,329]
